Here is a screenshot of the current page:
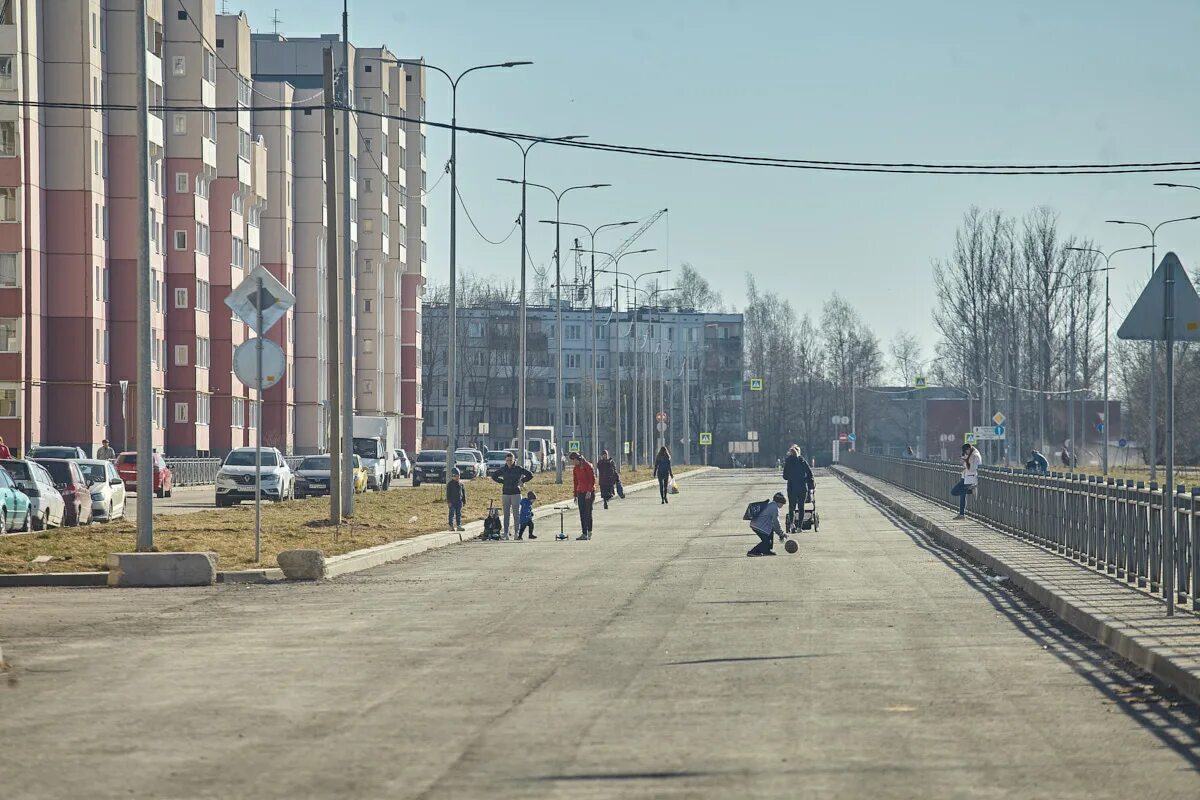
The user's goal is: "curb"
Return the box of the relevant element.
[834,466,1200,708]
[0,467,719,588]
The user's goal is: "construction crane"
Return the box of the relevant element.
[598,208,668,273]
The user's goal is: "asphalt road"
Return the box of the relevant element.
[3,470,1199,799]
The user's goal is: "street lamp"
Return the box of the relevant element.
[597,261,664,468]
[493,135,587,457]
[547,220,636,459]
[619,282,678,466]
[1105,213,1200,480]
[529,183,610,482]
[388,58,532,484]
[1065,245,1152,475]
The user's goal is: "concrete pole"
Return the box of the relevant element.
[340,4,355,514]
[517,157,527,461]
[631,306,638,471]
[590,241,598,458]
[1149,235,1158,482]
[134,0,153,550]
[255,277,263,562]
[683,352,691,465]
[1164,252,1176,616]
[554,198,563,483]
[322,49,342,521]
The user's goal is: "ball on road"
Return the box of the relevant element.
[784,538,799,554]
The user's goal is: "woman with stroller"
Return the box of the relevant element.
[596,449,620,510]
[654,446,674,504]
[782,444,815,533]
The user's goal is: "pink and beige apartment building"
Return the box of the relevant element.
[4,4,425,456]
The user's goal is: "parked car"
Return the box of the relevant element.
[76,459,127,522]
[453,449,484,480]
[32,458,92,527]
[412,450,446,487]
[294,455,333,499]
[0,466,31,532]
[215,447,294,507]
[115,451,174,497]
[1,459,64,530]
[485,450,510,477]
[27,445,88,460]
[393,448,411,478]
[352,454,369,493]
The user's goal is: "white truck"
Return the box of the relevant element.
[512,426,557,472]
[352,415,398,490]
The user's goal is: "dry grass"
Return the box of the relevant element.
[0,465,702,574]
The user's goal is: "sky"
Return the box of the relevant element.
[237,0,1200,365]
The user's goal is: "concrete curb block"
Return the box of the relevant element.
[0,571,109,588]
[106,551,218,588]
[834,466,1200,708]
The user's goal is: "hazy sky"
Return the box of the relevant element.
[239,0,1200,363]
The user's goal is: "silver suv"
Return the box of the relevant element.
[215,447,294,507]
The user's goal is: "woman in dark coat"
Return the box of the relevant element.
[654,446,674,504]
[596,449,619,509]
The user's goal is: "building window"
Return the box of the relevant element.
[238,128,251,160]
[172,113,186,135]
[232,398,245,427]
[204,110,216,141]
[174,345,188,366]
[362,218,374,233]
[0,121,14,157]
[175,172,188,193]
[202,49,216,84]
[363,339,374,354]
[196,223,210,255]
[364,298,372,313]
[174,402,189,423]
[0,253,17,288]
[421,242,427,263]
[566,353,581,369]
[0,56,13,90]
[174,230,187,250]
[0,318,18,352]
[0,386,18,417]
[0,4,12,24]
[0,187,16,222]
[172,56,185,76]
[174,287,188,309]
[197,393,210,425]
[196,336,210,368]
[231,236,244,268]
[566,324,582,340]
[196,279,210,311]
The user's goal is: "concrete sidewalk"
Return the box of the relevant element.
[837,465,1200,708]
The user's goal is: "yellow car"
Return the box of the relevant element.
[352,455,369,494]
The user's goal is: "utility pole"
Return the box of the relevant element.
[134,0,153,551]
[340,3,355,514]
[683,351,691,464]
[323,48,343,522]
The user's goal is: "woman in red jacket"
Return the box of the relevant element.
[569,452,597,540]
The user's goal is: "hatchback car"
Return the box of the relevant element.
[27,445,88,460]
[32,459,92,527]
[215,447,294,506]
[0,466,31,533]
[76,459,127,522]
[1,459,64,530]
[393,449,411,478]
[352,455,369,494]
[116,451,174,498]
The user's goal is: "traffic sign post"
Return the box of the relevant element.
[992,412,1006,426]
[749,378,763,391]
[699,432,712,446]
[568,440,581,454]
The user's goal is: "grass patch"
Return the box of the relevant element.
[0,465,704,574]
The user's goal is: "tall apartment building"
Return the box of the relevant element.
[422,304,745,465]
[399,58,426,454]
[3,7,427,456]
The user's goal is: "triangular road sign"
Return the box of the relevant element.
[1117,252,1200,342]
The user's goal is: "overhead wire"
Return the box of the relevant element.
[455,186,518,245]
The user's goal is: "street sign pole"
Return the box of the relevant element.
[1164,254,1177,616]
[255,278,263,564]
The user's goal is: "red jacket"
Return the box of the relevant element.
[572,460,596,495]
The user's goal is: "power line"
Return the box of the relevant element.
[455,186,518,245]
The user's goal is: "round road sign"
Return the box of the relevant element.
[233,337,286,391]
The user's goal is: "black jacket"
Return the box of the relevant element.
[654,455,673,479]
[446,479,467,504]
[492,463,534,495]
[783,454,814,490]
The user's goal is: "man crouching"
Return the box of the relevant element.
[748,492,788,557]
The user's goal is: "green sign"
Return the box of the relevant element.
[623,441,631,455]
[749,378,764,391]
[914,376,926,389]
[964,432,977,445]
[699,432,713,446]
[568,440,581,453]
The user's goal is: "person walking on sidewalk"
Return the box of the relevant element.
[491,452,534,539]
[596,449,619,509]
[951,443,982,519]
[782,445,815,533]
[569,452,597,540]
[96,439,116,461]
[654,446,674,504]
[516,490,537,540]
[446,469,467,532]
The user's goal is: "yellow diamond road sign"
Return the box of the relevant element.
[993,412,1005,426]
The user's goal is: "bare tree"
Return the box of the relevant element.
[889,330,924,387]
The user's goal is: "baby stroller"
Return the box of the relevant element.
[787,489,819,533]
[482,503,502,541]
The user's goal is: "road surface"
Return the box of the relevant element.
[2,470,1198,798]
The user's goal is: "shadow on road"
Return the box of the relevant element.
[844,479,1200,771]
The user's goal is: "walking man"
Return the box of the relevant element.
[97,439,116,461]
[596,449,619,510]
[951,442,982,519]
[782,444,815,533]
[491,452,533,539]
[569,452,596,540]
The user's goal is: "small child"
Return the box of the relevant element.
[516,490,537,540]
[748,492,788,557]
[482,505,503,540]
[446,469,466,532]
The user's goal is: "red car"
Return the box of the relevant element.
[31,459,93,527]
[116,451,174,498]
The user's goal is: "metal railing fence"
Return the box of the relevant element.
[842,452,1200,613]
[165,456,306,487]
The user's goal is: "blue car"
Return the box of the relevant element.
[0,466,32,533]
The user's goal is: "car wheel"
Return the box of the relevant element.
[105,503,112,523]
[18,507,29,532]
[32,510,44,532]
[413,478,421,487]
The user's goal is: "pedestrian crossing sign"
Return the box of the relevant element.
[749,378,764,391]
[568,440,581,453]
[914,376,927,389]
[964,432,977,445]
[699,432,713,446]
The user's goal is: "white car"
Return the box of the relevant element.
[76,459,127,522]
[1,459,64,530]
[215,447,294,507]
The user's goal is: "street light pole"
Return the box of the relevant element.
[1066,245,1152,475]
[134,0,153,551]
[1106,213,1200,480]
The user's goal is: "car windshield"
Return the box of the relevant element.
[299,456,330,470]
[116,453,136,465]
[78,463,108,485]
[353,439,380,459]
[224,451,279,467]
[1,461,30,480]
[30,447,78,459]
[416,451,446,463]
[39,461,74,485]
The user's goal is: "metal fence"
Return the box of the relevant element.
[165,456,306,487]
[842,452,1200,613]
